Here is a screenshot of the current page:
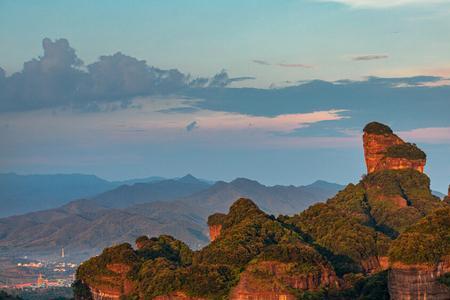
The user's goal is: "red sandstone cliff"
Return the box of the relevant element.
[89,263,135,300]
[363,122,426,174]
[229,261,339,299]
[208,224,222,241]
[207,212,226,241]
[361,256,390,274]
[389,258,450,300]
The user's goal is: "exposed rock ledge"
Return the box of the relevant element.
[361,256,389,274]
[209,224,222,242]
[363,122,426,174]
[229,260,339,299]
[388,258,450,300]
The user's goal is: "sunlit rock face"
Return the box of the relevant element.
[361,256,390,274]
[388,258,450,300]
[89,263,135,300]
[229,261,339,300]
[363,122,426,174]
[207,212,226,241]
[208,224,222,241]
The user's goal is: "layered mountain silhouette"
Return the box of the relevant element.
[0,173,165,217]
[74,122,450,300]
[0,175,342,261]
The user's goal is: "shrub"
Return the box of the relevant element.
[437,273,450,287]
[207,213,227,226]
[363,122,393,135]
[386,143,426,160]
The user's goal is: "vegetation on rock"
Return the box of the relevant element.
[388,207,450,265]
[207,213,226,226]
[438,272,450,287]
[363,122,393,135]
[385,143,426,160]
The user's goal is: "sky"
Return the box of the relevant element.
[0,0,449,192]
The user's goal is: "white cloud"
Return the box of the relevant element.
[317,0,450,8]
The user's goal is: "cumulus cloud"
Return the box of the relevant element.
[186,121,199,132]
[317,0,450,8]
[0,38,254,112]
[207,69,255,87]
[352,55,389,61]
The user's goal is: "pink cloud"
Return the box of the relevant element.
[398,127,450,144]
[195,109,348,132]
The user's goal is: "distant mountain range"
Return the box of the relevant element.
[0,173,166,217]
[0,175,343,261]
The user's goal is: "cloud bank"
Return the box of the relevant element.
[0,38,254,112]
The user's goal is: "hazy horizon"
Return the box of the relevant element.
[1,1,449,192]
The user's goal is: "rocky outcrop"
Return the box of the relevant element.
[361,256,389,274]
[87,263,135,300]
[444,186,450,205]
[389,258,450,300]
[230,261,339,299]
[363,122,426,174]
[208,224,222,241]
[207,213,226,241]
[90,288,120,300]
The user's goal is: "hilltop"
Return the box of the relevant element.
[74,122,450,299]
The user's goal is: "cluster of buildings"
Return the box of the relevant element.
[1,248,78,290]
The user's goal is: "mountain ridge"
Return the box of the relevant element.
[0,177,342,262]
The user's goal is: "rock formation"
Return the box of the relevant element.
[389,258,450,300]
[207,213,226,241]
[363,122,426,174]
[388,207,450,299]
[444,185,450,205]
[75,122,449,300]
[88,263,135,300]
[230,260,339,299]
[361,256,390,274]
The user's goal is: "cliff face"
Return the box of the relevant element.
[361,256,389,274]
[88,263,135,300]
[363,130,404,174]
[207,213,226,241]
[388,207,450,300]
[389,258,450,300]
[230,261,339,300]
[208,224,222,241]
[363,122,426,174]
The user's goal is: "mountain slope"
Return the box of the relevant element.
[0,178,342,260]
[91,174,211,208]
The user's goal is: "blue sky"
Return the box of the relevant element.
[0,1,449,191]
